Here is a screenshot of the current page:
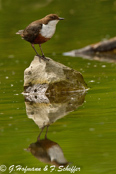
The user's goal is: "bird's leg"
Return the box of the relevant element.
[31,43,41,62]
[45,125,49,139]
[37,126,45,141]
[39,44,45,57]
[39,44,49,61]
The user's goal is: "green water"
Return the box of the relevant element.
[1,0,116,173]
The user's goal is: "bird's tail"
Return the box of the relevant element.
[16,30,24,35]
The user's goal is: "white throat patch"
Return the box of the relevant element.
[40,20,59,38]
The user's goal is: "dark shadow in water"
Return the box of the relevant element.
[23,91,86,166]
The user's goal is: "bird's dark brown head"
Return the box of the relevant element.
[44,14,64,22]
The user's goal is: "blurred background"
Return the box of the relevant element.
[1,0,116,173]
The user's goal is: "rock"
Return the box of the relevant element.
[63,37,116,63]
[91,37,116,52]
[24,56,87,93]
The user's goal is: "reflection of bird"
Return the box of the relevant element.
[27,138,68,167]
[16,14,64,61]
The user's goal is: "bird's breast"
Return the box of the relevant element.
[33,33,50,44]
[40,24,56,38]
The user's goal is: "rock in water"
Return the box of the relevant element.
[63,37,116,63]
[24,56,87,94]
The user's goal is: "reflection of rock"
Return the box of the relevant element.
[24,56,87,94]
[24,91,86,129]
[24,93,49,104]
[63,37,116,63]
[27,138,68,167]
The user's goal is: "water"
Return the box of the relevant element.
[1,0,116,173]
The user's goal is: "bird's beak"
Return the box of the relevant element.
[59,17,64,20]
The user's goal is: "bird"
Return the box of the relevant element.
[16,14,64,61]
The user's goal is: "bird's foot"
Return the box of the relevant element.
[36,54,42,62]
[41,55,49,61]
[36,54,49,62]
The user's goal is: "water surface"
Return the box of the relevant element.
[1,0,116,174]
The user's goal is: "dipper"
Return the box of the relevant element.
[16,14,64,61]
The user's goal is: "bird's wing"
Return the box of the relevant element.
[22,22,42,43]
